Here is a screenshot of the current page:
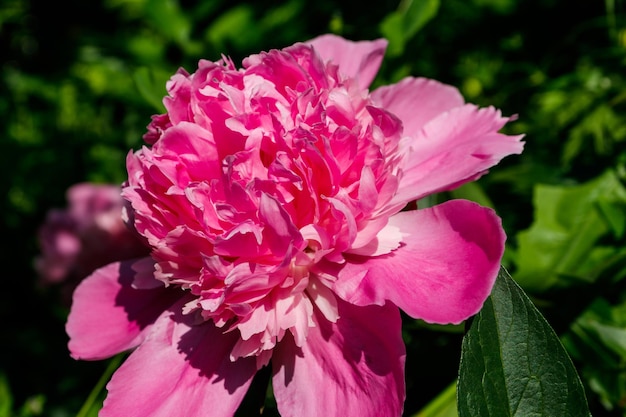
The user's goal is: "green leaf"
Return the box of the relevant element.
[380,0,440,57]
[132,67,168,112]
[457,268,591,417]
[563,104,626,167]
[17,395,45,417]
[146,0,191,47]
[562,297,626,409]
[0,373,13,417]
[596,197,626,238]
[205,5,257,50]
[449,181,494,209]
[513,170,626,291]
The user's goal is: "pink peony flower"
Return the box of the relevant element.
[35,183,148,288]
[66,34,523,416]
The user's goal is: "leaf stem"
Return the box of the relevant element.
[75,354,124,417]
[413,380,457,417]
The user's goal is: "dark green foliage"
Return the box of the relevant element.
[458,268,590,417]
[2,0,626,415]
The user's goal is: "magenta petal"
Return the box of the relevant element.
[306,34,387,88]
[66,258,179,360]
[371,77,465,138]
[333,200,505,324]
[393,105,524,205]
[272,299,405,417]
[101,309,258,417]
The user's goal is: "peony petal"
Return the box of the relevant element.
[347,222,403,257]
[130,256,163,289]
[259,193,305,257]
[332,199,505,324]
[101,307,258,417]
[66,183,122,226]
[272,299,405,417]
[305,276,339,323]
[392,105,524,205]
[306,34,387,88]
[371,77,465,138]
[153,121,221,185]
[66,258,180,360]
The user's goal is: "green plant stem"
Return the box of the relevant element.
[413,380,457,417]
[75,354,124,417]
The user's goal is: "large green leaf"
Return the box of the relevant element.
[514,170,626,291]
[457,268,591,417]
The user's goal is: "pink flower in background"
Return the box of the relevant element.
[36,183,148,289]
[66,34,523,416]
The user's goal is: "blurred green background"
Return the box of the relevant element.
[2,0,626,415]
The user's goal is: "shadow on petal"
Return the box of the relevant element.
[271,300,405,417]
[168,304,259,395]
[114,259,182,329]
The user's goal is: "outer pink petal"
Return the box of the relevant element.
[66,258,179,360]
[332,199,504,324]
[306,34,387,88]
[371,77,465,138]
[272,299,405,417]
[101,307,258,417]
[392,105,524,205]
